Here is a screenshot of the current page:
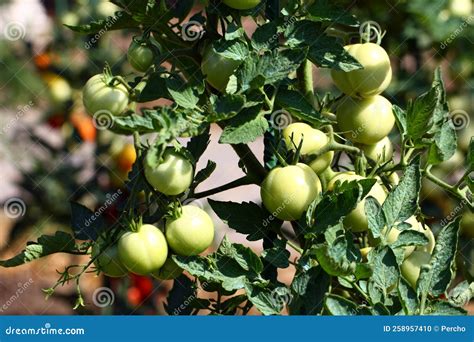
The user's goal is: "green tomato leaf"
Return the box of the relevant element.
[135,73,170,102]
[306,0,359,26]
[417,217,461,297]
[382,157,421,227]
[0,231,80,267]
[390,230,429,249]
[427,120,457,165]
[217,236,264,274]
[186,127,210,163]
[307,36,362,71]
[65,11,140,34]
[192,160,216,190]
[166,77,202,109]
[392,105,407,138]
[251,22,279,51]
[219,105,268,144]
[244,283,287,316]
[164,274,196,315]
[70,202,105,241]
[365,196,386,239]
[425,300,467,315]
[467,138,474,171]
[261,242,290,269]
[208,199,270,241]
[368,247,399,303]
[275,88,326,126]
[290,266,330,315]
[208,94,246,122]
[398,277,419,315]
[325,294,359,315]
[220,295,248,315]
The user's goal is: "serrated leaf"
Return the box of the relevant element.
[398,277,419,315]
[369,247,399,303]
[65,11,139,34]
[307,36,362,71]
[426,300,467,315]
[261,244,290,269]
[365,196,385,239]
[428,121,457,165]
[166,77,201,109]
[244,283,286,315]
[307,0,359,26]
[0,232,79,267]
[186,127,210,163]
[220,295,248,315]
[417,217,461,297]
[382,157,421,227]
[290,266,330,315]
[217,237,263,274]
[70,202,105,240]
[208,199,269,241]
[219,105,268,144]
[251,22,279,51]
[391,230,429,249]
[208,94,245,122]
[325,294,358,315]
[275,88,326,126]
[164,274,196,315]
[393,105,407,137]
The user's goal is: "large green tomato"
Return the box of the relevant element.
[127,40,154,72]
[144,147,194,196]
[261,163,322,221]
[401,251,431,289]
[331,43,392,98]
[152,257,183,280]
[359,136,393,163]
[336,95,394,144]
[82,74,129,116]
[416,225,436,254]
[92,241,128,278]
[118,224,168,275]
[166,206,215,256]
[201,46,242,91]
[282,122,333,174]
[328,172,387,232]
[222,0,261,10]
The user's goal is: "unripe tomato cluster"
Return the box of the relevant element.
[92,145,214,280]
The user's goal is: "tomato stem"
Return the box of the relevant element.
[193,176,253,199]
[297,59,317,110]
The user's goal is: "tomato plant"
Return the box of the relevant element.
[127,39,155,72]
[1,0,472,317]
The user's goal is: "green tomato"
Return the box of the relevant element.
[261,163,322,221]
[82,74,129,116]
[449,0,472,17]
[331,43,392,98]
[127,40,154,72]
[282,122,334,174]
[118,224,168,275]
[166,206,215,256]
[384,217,424,258]
[201,46,242,91]
[92,241,128,278]
[328,172,387,232]
[336,95,394,144]
[358,136,393,163]
[144,147,194,196]
[416,225,436,254]
[401,251,431,289]
[152,258,183,280]
[222,0,261,10]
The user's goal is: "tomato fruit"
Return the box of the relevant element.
[261,163,322,221]
[166,206,215,256]
[152,257,183,280]
[116,143,136,172]
[201,46,242,91]
[82,74,129,117]
[384,216,425,258]
[127,40,154,72]
[331,43,392,98]
[282,122,333,174]
[222,0,261,10]
[460,212,474,239]
[43,73,72,105]
[401,250,431,289]
[359,136,393,163]
[144,147,194,196]
[92,241,128,278]
[336,95,394,144]
[416,225,435,254]
[449,0,472,17]
[118,224,168,275]
[328,172,387,232]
